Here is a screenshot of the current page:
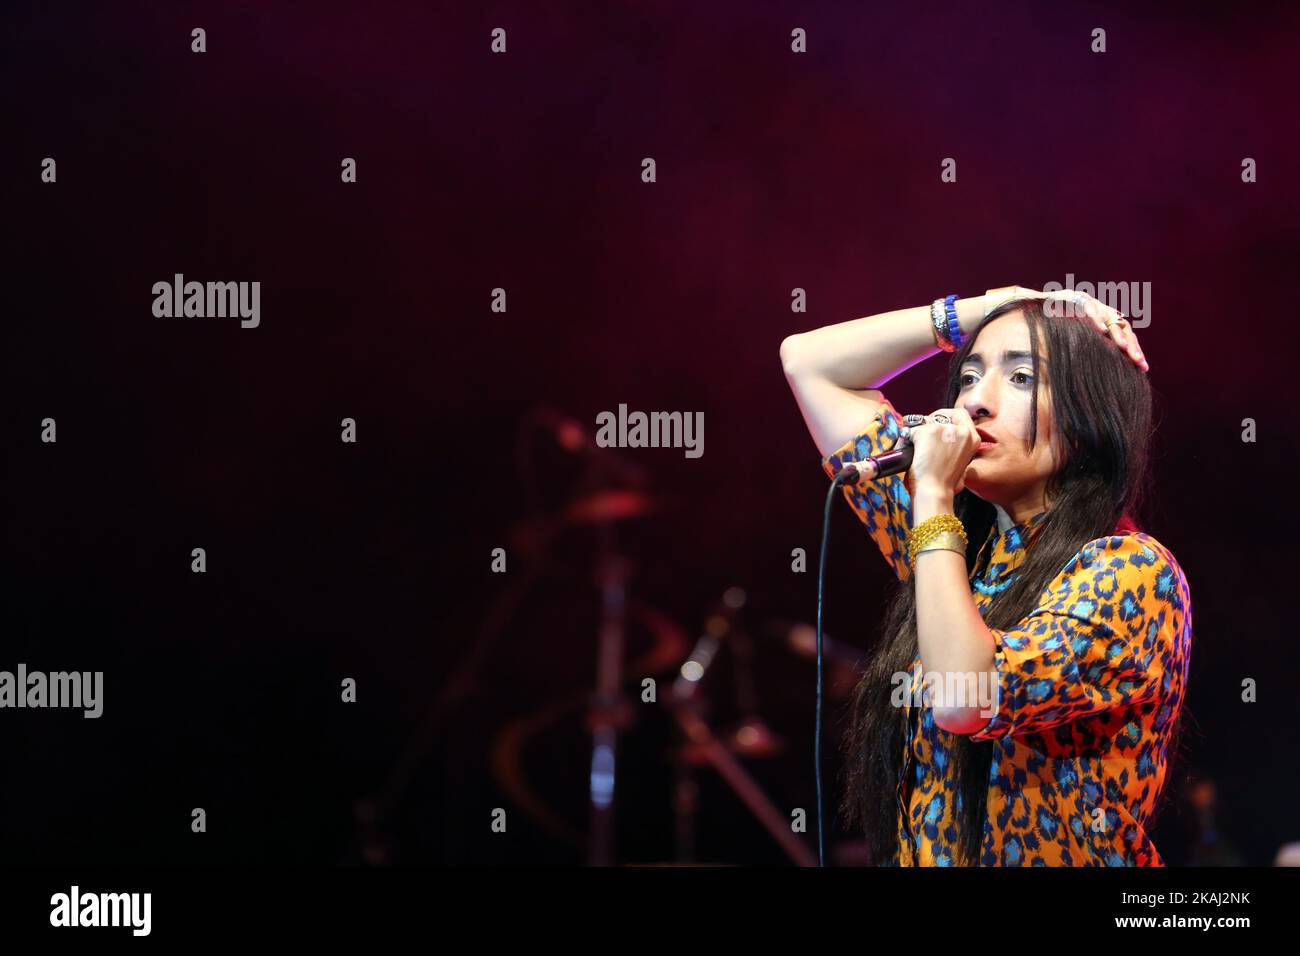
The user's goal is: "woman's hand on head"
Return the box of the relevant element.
[1019,288,1149,372]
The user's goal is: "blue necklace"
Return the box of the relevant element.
[974,574,1014,596]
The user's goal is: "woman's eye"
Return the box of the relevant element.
[961,370,1033,387]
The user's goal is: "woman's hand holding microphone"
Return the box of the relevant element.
[899,409,981,504]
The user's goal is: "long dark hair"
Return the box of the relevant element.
[838,297,1172,865]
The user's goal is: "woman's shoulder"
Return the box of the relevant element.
[1061,528,1191,616]
[1085,528,1182,568]
[1064,528,1182,573]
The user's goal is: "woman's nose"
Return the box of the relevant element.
[962,379,994,418]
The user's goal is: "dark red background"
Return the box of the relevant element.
[5,1,1298,865]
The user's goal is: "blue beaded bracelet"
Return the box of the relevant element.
[943,294,964,348]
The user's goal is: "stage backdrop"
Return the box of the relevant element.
[5,0,1298,865]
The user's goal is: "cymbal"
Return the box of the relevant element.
[564,489,658,524]
[509,490,660,551]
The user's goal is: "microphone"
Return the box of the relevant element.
[833,442,914,485]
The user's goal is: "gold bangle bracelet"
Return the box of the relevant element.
[908,513,966,547]
[907,514,967,568]
[909,530,968,572]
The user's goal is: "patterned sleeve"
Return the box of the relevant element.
[969,533,1193,742]
[820,397,914,583]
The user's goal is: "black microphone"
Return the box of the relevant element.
[833,443,914,485]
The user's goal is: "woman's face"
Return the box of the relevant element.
[956,311,1065,520]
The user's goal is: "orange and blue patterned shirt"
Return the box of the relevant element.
[821,398,1193,866]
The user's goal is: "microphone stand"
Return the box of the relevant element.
[586,518,632,866]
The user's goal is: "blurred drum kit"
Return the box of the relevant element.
[353,406,867,866]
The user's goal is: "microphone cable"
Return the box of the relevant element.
[813,422,916,867]
[815,464,866,867]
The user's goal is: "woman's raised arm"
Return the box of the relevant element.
[779,294,998,458]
